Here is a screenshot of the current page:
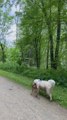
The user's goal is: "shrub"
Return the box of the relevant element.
[22,68,67,87]
[0,61,19,73]
[0,62,67,87]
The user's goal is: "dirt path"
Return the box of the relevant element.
[0,76,67,120]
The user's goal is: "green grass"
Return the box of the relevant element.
[0,70,67,108]
[0,70,33,89]
[53,86,67,108]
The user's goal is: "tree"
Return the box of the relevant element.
[40,0,66,69]
[16,0,43,68]
[0,0,13,62]
[15,0,67,70]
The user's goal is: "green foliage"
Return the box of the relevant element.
[21,68,67,87]
[0,0,4,4]
[15,0,67,69]
[0,61,19,73]
[0,61,67,87]
[6,47,20,63]
[53,86,67,108]
[0,0,14,63]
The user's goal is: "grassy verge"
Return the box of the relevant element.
[0,70,67,108]
[0,70,33,89]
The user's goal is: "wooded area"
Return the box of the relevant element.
[0,0,67,86]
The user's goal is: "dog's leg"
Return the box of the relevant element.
[49,93,52,101]
[31,85,34,95]
[46,88,52,101]
[35,88,40,99]
[31,83,38,96]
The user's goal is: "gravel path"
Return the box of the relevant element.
[0,76,67,120]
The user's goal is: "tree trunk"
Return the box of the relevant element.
[54,0,61,69]
[47,0,54,69]
[34,38,40,68]
[46,41,49,69]
[41,0,55,69]
[0,43,6,62]
[48,26,54,68]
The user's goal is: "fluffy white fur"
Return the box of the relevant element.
[33,79,55,101]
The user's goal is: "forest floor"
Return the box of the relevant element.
[0,76,67,120]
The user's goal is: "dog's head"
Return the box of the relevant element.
[32,83,37,89]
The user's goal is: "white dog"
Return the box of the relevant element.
[31,79,55,101]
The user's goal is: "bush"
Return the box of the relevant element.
[0,61,19,73]
[0,62,67,87]
[22,68,67,87]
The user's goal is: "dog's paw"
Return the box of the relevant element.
[30,92,33,96]
[35,95,40,99]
